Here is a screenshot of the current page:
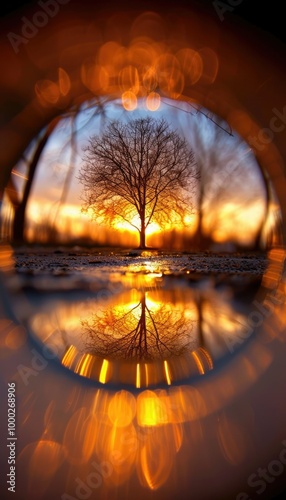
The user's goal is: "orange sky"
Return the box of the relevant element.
[12,99,275,248]
[25,197,270,247]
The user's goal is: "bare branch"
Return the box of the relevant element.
[82,292,194,361]
[78,117,198,248]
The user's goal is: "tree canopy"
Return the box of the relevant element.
[79,116,198,248]
[82,292,194,361]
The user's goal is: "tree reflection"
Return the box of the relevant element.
[82,292,195,361]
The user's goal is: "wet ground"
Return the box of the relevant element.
[13,246,268,278]
[7,246,269,386]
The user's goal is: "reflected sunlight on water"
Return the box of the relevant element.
[9,258,279,388]
[16,278,252,384]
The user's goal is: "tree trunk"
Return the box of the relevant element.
[139,227,146,249]
[196,294,205,348]
[139,293,147,358]
[139,213,146,249]
[13,204,26,242]
[196,205,203,250]
[195,184,204,251]
[253,165,271,251]
[12,117,60,243]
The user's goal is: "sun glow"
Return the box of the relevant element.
[183,214,195,225]
[203,200,266,244]
[114,214,161,237]
[25,194,271,248]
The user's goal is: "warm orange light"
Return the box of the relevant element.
[58,68,71,96]
[136,363,141,388]
[17,334,275,494]
[81,61,109,93]
[144,363,149,386]
[99,358,109,384]
[191,351,205,375]
[164,360,172,385]
[63,407,95,465]
[204,200,265,245]
[26,189,267,247]
[199,347,214,370]
[35,80,60,106]
[5,325,26,350]
[62,345,77,367]
[155,53,184,99]
[137,390,167,426]
[146,92,161,111]
[138,430,173,490]
[119,65,140,95]
[176,48,203,85]
[28,439,66,494]
[122,90,137,111]
[198,47,219,85]
[217,413,249,465]
[143,66,158,92]
[0,245,14,272]
[77,353,93,377]
[108,391,136,427]
[183,214,195,225]
[98,41,122,77]
[114,214,160,237]
[98,422,137,486]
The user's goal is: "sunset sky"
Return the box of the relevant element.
[12,98,271,247]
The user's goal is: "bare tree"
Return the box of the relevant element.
[188,113,267,249]
[78,117,198,249]
[9,97,113,243]
[82,291,195,360]
[12,116,60,242]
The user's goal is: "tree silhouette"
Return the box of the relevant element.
[82,292,195,360]
[11,116,61,242]
[78,117,198,249]
[188,113,267,250]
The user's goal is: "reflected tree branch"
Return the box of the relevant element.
[82,292,195,361]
